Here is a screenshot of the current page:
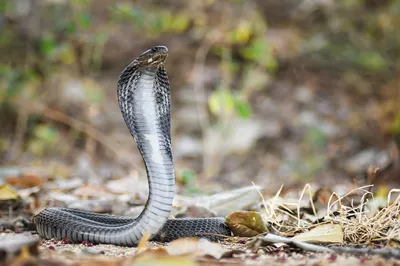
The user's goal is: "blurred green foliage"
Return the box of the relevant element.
[27,124,59,155]
[242,38,277,71]
[1,65,40,101]
[178,169,202,195]
[111,3,190,35]
[391,114,400,144]
[287,127,328,180]
[2,0,274,159]
[209,88,252,119]
[0,0,399,179]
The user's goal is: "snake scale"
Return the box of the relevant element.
[33,46,231,246]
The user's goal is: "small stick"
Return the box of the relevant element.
[31,102,121,156]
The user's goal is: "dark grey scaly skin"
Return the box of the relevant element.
[33,46,231,246]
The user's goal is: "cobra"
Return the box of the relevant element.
[33,46,231,246]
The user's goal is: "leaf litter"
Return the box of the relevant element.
[1,171,400,265]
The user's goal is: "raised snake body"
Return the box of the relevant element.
[33,46,231,246]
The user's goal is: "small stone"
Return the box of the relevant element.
[344,149,391,173]
[295,86,313,103]
[257,249,265,254]
[81,247,105,255]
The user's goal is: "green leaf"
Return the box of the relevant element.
[28,124,59,155]
[78,13,92,29]
[305,127,326,148]
[229,20,252,44]
[209,88,236,116]
[390,113,400,136]
[356,52,386,72]
[242,39,265,60]
[180,170,196,186]
[171,14,190,32]
[180,170,201,195]
[241,39,278,71]
[234,97,252,119]
[65,22,77,34]
[0,1,12,13]
[33,124,58,144]
[39,35,56,57]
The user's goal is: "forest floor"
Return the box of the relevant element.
[1,171,400,266]
[3,233,400,266]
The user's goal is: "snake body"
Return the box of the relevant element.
[33,46,231,246]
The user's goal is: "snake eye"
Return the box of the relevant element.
[151,47,158,52]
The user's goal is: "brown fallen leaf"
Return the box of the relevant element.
[6,174,46,188]
[313,187,336,205]
[131,248,197,266]
[225,211,268,237]
[167,238,227,259]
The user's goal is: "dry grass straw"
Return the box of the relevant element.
[258,184,400,246]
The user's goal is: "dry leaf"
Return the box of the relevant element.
[137,231,152,253]
[6,174,45,188]
[132,248,196,266]
[167,238,227,259]
[0,184,20,200]
[225,211,268,237]
[313,188,336,205]
[292,224,343,244]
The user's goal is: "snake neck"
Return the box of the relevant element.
[118,66,175,238]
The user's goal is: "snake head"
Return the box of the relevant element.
[136,46,168,69]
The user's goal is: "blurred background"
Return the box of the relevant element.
[1,0,399,194]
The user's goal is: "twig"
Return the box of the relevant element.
[297,184,317,226]
[30,102,121,156]
[192,40,214,178]
[258,234,333,253]
[328,185,373,212]
[8,105,29,161]
[203,46,236,178]
[387,189,400,206]
[326,192,343,218]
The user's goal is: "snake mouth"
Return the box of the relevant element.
[137,46,168,68]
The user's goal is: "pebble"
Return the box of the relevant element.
[81,247,105,255]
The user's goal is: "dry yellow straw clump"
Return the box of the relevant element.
[257,183,400,246]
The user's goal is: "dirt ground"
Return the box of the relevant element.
[7,239,400,266]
